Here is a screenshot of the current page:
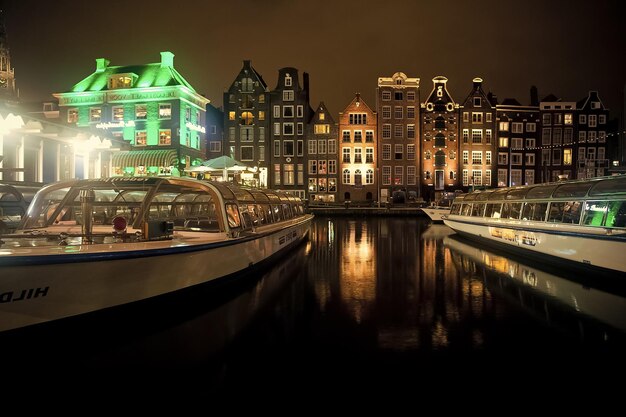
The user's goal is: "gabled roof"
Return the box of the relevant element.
[500,98,521,106]
[424,76,456,105]
[341,93,375,115]
[68,55,195,93]
[227,60,268,92]
[541,94,560,102]
[577,91,606,110]
[313,101,336,124]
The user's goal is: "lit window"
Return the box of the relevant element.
[159,103,171,119]
[135,104,147,120]
[159,129,171,145]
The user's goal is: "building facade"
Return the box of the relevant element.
[376,72,420,202]
[223,60,269,186]
[269,67,312,199]
[338,94,377,203]
[576,91,610,179]
[495,99,540,187]
[306,102,338,202]
[420,76,459,202]
[205,103,224,160]
[54,51,209,177]
[459,78,496,190]
[538,95,577,182]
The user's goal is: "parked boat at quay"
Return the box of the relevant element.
[444,175,626,275]
[0,177,313,333]
[0,182,41,233]
[420,190,463,223]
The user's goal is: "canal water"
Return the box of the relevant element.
[3,216,626,393]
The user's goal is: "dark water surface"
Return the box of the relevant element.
[3,216,626,393]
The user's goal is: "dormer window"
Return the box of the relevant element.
[285,74,292,87]
[109,74,135,89]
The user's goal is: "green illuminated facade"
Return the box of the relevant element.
[54,51,210,176]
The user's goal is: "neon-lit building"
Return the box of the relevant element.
[54,51,209,177]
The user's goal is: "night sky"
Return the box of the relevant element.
[4,0,625,119]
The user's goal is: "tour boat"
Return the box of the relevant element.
[0,182,40,233]
[0,177,313,332]
[443,175,626,275]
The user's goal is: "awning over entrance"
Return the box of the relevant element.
[111,149,178,168]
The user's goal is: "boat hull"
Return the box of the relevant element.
[444,216,626,275]
[421,207,450,223]
[0,216,312,332]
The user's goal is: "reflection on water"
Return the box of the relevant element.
[3,217,626,389]
[444,234,626,338]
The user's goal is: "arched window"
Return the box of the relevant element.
[354,169,362,186]
[366,169,374,184]
[240,111,254,125]
[343,169,351,184]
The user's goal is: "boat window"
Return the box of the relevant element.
[503,202,522,219]
[581,201,608,226]
[272,204,283,222]
[484,203,500,218]
[460,203,472,216]
[561,201,582,224]
[553,182,593,198]
[464,193,479,202]
[547,202,565,222]
[471,203,485,217]
[589,176,626,197]
[526,185,557,200]
[605,201,626,228]
[522,202,548,221]
[226,204,242,228]
[239,205,253,229]
[488,189,509,201]
[260,204,273,223]
[450,203,461,215]
[506,188,528,200]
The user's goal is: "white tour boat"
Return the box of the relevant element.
[420,190,463,223]
[0,177,313,332]
[443,175,626,275]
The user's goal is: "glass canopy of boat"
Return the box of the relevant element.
[19,177,305,233]
[459,175,626,202]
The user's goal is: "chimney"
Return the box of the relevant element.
[303,72,310,94]
[530,85,539,106]
[160,51,174,68]
[243,59,251,67]
[96,58,110,72]
[473,77,483,90]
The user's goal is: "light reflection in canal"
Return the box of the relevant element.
[2,216,625,388]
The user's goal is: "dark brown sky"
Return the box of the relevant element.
[4,0,625,119]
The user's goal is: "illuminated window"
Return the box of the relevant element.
[365,131,374,142]
[67,108,78,124]
[486,151,492,165]
[135,104,147,120]
[486,113,492,122]
[382,91,392,101]
[342,131,351,142]
[240,112,254,125]
[462,151,468,164]
[89,107,101,122]
[354,131,363,142]
[319,160,327,174]
[472,151,482,164]
[463,112,469,122]
[229,111,236,121]
[564,113,573,125]
[366,148,374,163]
[366,169,374,184]
[159,104,171,119]
[135,131,147,146]
[315,124,330,134]
[274,164,281,185]
[499,121,509,131]
[319,112,325,121]
[485,129,492,144]
[259,111,265,121]
[109,75,132,89]
[259,95,265,104]
[462,129,469,143]
[499,137,508,147]
[110,106,124,121]
[159,129,171,145]
[284,164,294,185]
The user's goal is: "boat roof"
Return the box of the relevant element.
[458,175,626,201]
